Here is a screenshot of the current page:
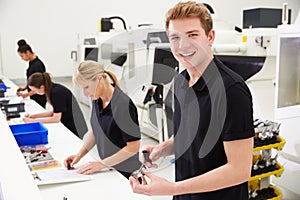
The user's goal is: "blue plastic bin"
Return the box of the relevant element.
[9,122,48,146]
[0,83,7,92]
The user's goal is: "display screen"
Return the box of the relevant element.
[4,103,25,113]
[7,107,18,112]
[152,47,178,85]
[277,37,300,108]
[84,48,98,62]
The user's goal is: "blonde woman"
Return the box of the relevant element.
[64,60,141,179]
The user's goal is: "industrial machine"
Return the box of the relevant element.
[271,12,300,199]
[213,5,300,198]
[214,5,300,199]
[72,16,176,142]
[70,4,300,198]
[72,5,290,143]
[213,3,295,121]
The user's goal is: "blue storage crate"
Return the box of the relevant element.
[9,122,48,146]
[0,83,7,92]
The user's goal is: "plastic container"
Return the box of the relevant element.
[0,83,7,92]
[9,122,48,146]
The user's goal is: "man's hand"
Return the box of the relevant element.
[140,145,163,168]
[129,170,175,196]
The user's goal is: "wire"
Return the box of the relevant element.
[108,16,127,31]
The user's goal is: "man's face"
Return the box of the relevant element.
[168,17,214,70]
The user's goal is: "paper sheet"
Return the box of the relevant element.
[33,168,93,185]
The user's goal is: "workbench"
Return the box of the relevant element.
[0,76,151,200]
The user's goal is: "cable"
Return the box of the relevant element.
[108,16,127,31]
[203,3,215,14]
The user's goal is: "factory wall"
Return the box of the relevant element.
[0,0,299,79]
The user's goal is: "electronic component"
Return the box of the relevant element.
[3,102,25,119]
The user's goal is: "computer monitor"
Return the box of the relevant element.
[84,47,99,62]
[151,47,179,86]
[146,31,169,49]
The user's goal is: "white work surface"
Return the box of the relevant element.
[39,123,150,200]
[0,112,42,200]
[0,76,151,200]
[0,77,42,200]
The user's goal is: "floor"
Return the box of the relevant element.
[13,77,174,200]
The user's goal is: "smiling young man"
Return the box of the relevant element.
[129,1,255,200]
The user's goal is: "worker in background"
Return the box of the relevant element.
[129,1,254,199]
[23,72,88,138]
[16,39,47,108]
[64,60,141,179]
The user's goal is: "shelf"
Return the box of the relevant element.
[269,185,283,200]
[249,185,282,200]
[253,135,286,152]
[250,119,284,199]
[250,162,284,181]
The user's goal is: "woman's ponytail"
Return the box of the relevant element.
[27,72,53,103]
[104,70,119,88]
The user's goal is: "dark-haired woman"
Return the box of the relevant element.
[17,39,47,108]
[23,72,88,138]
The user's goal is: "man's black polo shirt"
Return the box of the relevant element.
[173,56,254,200]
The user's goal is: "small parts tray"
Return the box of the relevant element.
[253,136,285,152]
[249,185,282,200]
[250,162,284,181]
[9,122,48,146]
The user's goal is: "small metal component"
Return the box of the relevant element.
[30,151,44,162]
[131,164,146,178]
[24,152,31,163]
[270,153,279,166]
[272,123,281,135]
[265,159,272,167]
[32,172,41,181]
[261,151,271,168]
[131,150,152,179]
[264,155,272,167]
[250,188,258,198]
[270,158,277,166]
[265,126,274,138]
[67,162,74,170]
[258,130,268,140]
[258,161,265,169]
[142,150,152,164]
[254,119,262,128]
[253,159,260,171]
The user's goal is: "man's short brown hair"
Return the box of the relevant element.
[165,1,213,35]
